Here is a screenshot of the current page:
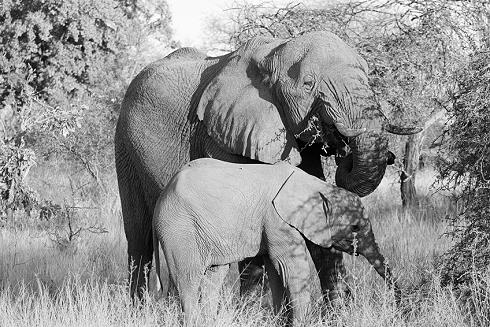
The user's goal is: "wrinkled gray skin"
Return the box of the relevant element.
[152,158,399,326]
[116,31,416,299]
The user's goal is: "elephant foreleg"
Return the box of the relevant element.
[268,245,320,327]
[306,241,350,303]
[297,144,349,303]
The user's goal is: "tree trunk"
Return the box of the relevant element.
[398,109,445,210]
[400,132,424,209]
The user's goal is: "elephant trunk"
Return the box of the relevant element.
[317,91,420,197]
[358,223,401,302]
[335,129,389,197]
[332,103,391,197]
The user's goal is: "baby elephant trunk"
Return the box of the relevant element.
[358,225,401,303]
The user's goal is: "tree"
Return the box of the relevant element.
[0,0,173,219]
[438,48,490,285]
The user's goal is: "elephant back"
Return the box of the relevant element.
[164,47,207,61]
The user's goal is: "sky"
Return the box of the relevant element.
[166,0,304,51]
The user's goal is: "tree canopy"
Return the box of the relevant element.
[0,0,173,219]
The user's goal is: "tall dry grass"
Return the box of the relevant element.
[1,167,489,326]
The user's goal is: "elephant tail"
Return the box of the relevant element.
[153,228,163,293]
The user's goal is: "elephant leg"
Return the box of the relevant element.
[297,144,349,302]
[164,237,202,324]
[179,278,200,326]
[126,208,154,300]
[238,255,265,295]
[201,264,230,316]
[116,160,154,300]
[306,241,349,303]
[268,242,319,327]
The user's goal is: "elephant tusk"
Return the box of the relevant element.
[334,122,366,137]
[382,122,423,135]
[377,101,423,135]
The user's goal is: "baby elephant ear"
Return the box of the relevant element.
[272,170,334,247]
[197,37,301,165]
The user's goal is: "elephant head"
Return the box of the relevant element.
[197,31,419,197]
[272,168,400,299]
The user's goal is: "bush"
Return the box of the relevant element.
[438,49,490,285]
[0,0,173,217]
[0,139,37,220]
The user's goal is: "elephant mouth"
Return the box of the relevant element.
[332,240,359,256]
[294,98,414,197]
[294,112,352,159]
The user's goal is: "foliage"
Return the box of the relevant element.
[0,0,173,219]
[0,0,172,104]
[438,49,490,285]
[219,0,484,122]
[46,202,108,252]
[0,139,37,220]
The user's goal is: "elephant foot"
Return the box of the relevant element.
[128,255,153,302]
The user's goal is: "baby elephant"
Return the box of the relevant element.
[153,158,398,325]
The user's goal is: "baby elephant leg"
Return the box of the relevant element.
[307,243,350,303]
[162,236,202,324]
[201,264,230,317]
[286,251,322,326]
[268,238,322,326]
[174,271,200,325]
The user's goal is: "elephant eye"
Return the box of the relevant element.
[351,224,361,232]
[303,76,314,91]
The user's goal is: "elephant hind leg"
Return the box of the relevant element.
[163,231,204,322]
[201,264,230,316]
[116,146,155,300]
[123,186,154,299]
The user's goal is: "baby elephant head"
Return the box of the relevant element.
[273,169,400,301]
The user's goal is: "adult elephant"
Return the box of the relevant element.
[115,31,416,299]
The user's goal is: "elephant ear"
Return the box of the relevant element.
[272,170,334,247]
[197,37,301,165]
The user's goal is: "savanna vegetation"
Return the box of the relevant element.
[1,0,489,326]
